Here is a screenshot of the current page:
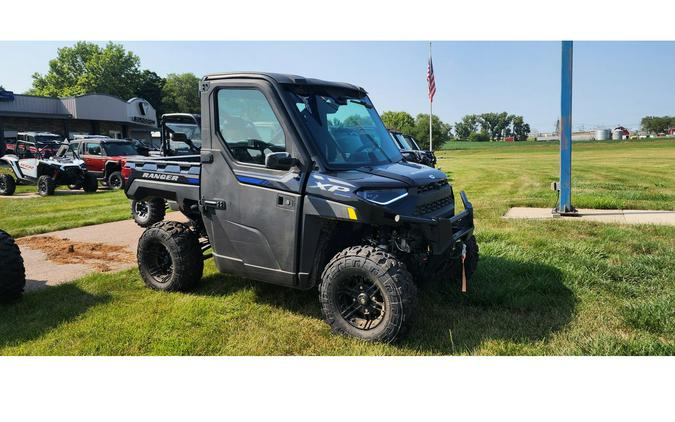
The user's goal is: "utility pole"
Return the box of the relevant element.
[556,41,577,215]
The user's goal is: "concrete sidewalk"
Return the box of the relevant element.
[17,213,187,291]
[504,207,675,226]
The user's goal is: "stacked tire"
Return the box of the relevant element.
[0,229,25,302]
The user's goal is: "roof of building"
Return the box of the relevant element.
[0,93,157,127]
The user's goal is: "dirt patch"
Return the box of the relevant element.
[18,236,135,272]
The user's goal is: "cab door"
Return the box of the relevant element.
[83,142,106,176]
[200,79,306,287]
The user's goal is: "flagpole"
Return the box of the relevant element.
[429,41,433,152]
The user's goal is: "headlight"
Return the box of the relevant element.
[356,188,408,205]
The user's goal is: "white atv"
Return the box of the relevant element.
[0,140,97,196]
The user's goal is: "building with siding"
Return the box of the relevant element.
[0,93,157,142]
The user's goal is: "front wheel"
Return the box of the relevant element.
[0,229,26,302]
[37,175,56,196]
[137,221,203,291]
[0,173,16,196]
[319,245,417,343]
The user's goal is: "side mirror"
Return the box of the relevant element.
[170,132,188,143]
[265,152,297,170]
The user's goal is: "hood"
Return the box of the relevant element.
[354,161,445,186]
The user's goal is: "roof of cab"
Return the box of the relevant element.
[202,72,367,98]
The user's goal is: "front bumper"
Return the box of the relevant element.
[396,191,474,255]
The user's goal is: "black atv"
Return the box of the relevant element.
[124,72,478,343]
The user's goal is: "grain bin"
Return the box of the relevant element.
[595,129,611,140]
[612,130,624,140]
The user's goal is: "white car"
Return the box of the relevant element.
[0,140,97,196]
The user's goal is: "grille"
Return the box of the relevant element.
[63,167,82,179]
[415,195,452,216]
[417,179,448,194]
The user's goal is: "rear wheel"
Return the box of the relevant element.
[132,198,166,227]
[137,221,203,291]
[0,229,25,302]
[319,245,417,343]
[0,173,16,196]
[37,175,56,196]
[107,171,124,190]
[82,173,98,193]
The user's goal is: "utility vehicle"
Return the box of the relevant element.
[124,72,478,343]
[127,113,201,227]
[0,229,25,301]
[68,137,146,189]
[3,132,62,157]
[389,130,437,168]
[0,140,97,196]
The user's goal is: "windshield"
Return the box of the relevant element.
[392,132,416,150]
[404,135,421,150]
[166,122,202,146]
[288,92,402,169]
[36,135,61,146]
[104,142,139,156]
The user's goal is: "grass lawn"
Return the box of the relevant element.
[0,166,131,237]
[1,139,674,355]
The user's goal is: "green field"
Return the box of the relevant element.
[0,168,131,237]
[1,139,674,355]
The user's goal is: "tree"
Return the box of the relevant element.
[380,111,415,134]
[161,73,200,114]
[454,114,480,140]
[511,115,531,141]
[411,114,451,149]
[641,115,673,134]
[28,42,142,100]
[136,70,165,115]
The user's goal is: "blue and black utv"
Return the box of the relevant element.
[124,72,478,343]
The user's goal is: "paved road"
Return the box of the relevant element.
[18,213,187,291]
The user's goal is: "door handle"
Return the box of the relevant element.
[201,199,226,210]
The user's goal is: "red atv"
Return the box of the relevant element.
[68,138,146,189]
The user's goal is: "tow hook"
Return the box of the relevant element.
[460,243,467,293]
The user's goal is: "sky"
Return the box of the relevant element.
[1,41,674,133]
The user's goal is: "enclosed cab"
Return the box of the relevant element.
[389,130,437,167]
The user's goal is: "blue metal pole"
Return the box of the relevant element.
[558,41,576,214]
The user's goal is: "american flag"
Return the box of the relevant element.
[427,56,436,102]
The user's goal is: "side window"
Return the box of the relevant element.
[216,88,286,165]
[86,143,102,155]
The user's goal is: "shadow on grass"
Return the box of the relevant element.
[194,255,576,354]
[0,284,110,349]
[402,256,576,354]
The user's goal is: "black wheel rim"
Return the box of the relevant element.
[135,201,149,219]
[335,275,386,331]
[145,240,173,284]
[110,176,122,189]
